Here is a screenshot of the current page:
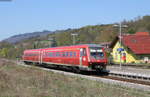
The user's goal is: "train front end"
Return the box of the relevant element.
[88,46,108,71]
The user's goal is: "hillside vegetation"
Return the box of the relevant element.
[0,59,150,97]
[0,15,150,59]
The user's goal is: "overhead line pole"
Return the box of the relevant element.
[71,33,78,45]
[119,23,122,69]
[114,23,127,69]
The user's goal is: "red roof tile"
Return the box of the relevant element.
[122,34,150,54]
[135,32,149,36]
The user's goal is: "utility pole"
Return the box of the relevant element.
[51,32,57,47]
[71,33,78,45]
[114,23,127,69]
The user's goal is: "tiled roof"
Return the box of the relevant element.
[136,32,149,36]
[122,32,150,54]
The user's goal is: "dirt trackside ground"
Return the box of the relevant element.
[0,58,150,97]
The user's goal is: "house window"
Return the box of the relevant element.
[131,39,137,43]
[122,53,126,56]
[144,57,149,63]
[115,52,118,60]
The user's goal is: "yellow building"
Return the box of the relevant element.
[110,32,150,64]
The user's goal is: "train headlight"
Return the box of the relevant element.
[83,57,86,61]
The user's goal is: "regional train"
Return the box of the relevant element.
[22,44,108,72]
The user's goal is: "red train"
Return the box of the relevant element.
[22,44,108,72]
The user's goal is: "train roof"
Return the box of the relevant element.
[45,44,103,49]
[79,44,102,47]
[24,44,103,52]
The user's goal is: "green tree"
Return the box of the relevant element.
[127,28,136,34]
[0,48,9,57]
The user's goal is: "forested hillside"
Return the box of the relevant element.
[53,15,150,46]
[0,15,150,59]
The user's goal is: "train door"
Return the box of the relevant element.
[38,51,41,64]
[79,48,88,66]
[40,50,44,64]
[79,49,83,66]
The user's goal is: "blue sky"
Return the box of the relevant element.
[0,0,150,41]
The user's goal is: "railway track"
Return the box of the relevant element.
[101,75,150,86]
[109,71,150,82]
[110,63,150,69]
[39,63,150,84]
[16,61,150,91]
[90,70,150,86]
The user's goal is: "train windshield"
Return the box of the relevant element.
[90,47,104,59]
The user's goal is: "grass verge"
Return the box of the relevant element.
[0,59,150,97]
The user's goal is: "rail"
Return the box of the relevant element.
[109,71,150,81]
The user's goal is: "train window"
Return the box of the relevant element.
[59,52,60,56]
[66,52,69,57]
[90,47,104,59]
[80,48,86,56]
[25,53,38,57]
[51,52,53,57]
[83,48,86,56]
[59,52,62,57]
[29,54,32,56]
[64,52,66,57]
[58,52,61,57]
[70,52,72,57]
[53,52,55,57]
[56,52,59,57]
[54,52,56,57]
[74,52,76,57]
[49,52,53,57]
[62,52,65,57]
